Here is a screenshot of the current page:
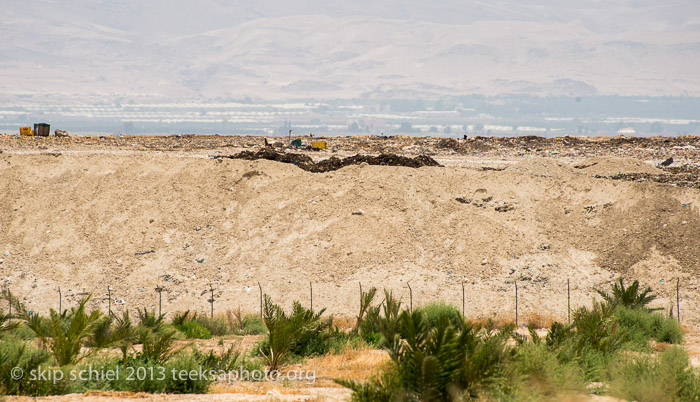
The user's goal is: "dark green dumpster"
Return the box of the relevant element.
[34,123,50,137]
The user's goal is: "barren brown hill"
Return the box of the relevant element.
[1,150,699,326]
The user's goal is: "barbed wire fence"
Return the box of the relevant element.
[1,276,686,329]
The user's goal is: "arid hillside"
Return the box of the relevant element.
[1,149,699,326]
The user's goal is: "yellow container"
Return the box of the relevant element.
[20,126,33,136]
[311,140,327,149]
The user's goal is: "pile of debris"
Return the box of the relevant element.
[211,148,442,172]
[3,135,699,166]
[593,165,700,190]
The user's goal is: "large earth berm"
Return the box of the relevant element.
[1,152,699,327]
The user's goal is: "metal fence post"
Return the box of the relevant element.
[258,282,263,318]
[567,279,571,325]
[515,280,518,326]
[462,282,465,318]
[107,286,112,316]
[155,286,163,316]
[677,277,680,323]
[208,284,214,319]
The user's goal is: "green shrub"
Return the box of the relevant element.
[353,286,377,333]
[10,295,132,369]
[571,302,627,355]
[72,353,213,394]
[138,327,179,363]
[70,357,156,393]
[415,302,463,329]
[545,322,573,349]
[293,327,359,357]
[289,312,335,357]
[4,323,43,341]
[574,346,613,383]
[191,345,242,372]
[190,344,263,374]
[24,297,114,366]
[608,347,700,402]
[542,306,625,382]
[162,353,214,393]
[0,340,67,396]
[359,297,463,350]
[358,290,402,348]
[597,278,658,310]
[511,342,586,399]
[87,311,136,365]
[0,311,19,335]
[0,290,21,334]
[358,305,381,344]
[258,295,334,370]
[338,310,515,401]
[195,316,231,336]
[170,310,192,327]
[544,305,683,384]
[176,321,212,340]
[137,308,165,330]
[238,314,266,335]
[360,332,382,347]
[615,306,683,346]
[168,311,215,339]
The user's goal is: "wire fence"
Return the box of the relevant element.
[3,277,684,327]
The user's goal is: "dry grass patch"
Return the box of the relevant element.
[172,335,263,354]
[210,382,312,395]
[294,346,390,386]
[331,316,356,331]
[468,313,558,329]
[82,391,155,398]
[468,314,515,329]
[524,312,558,329]
[210,383,351,402]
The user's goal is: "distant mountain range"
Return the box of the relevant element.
[2,0,700,102]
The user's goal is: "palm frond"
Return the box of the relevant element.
[596,278,658,310]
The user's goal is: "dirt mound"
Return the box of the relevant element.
[2,152,700,328]
[435,137,495,153]
[573,157,662,176]
[505,158,575,177]
[212,149,442,172]
[590,196,700,272]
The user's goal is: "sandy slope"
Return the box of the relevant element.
[1,152,699,327]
